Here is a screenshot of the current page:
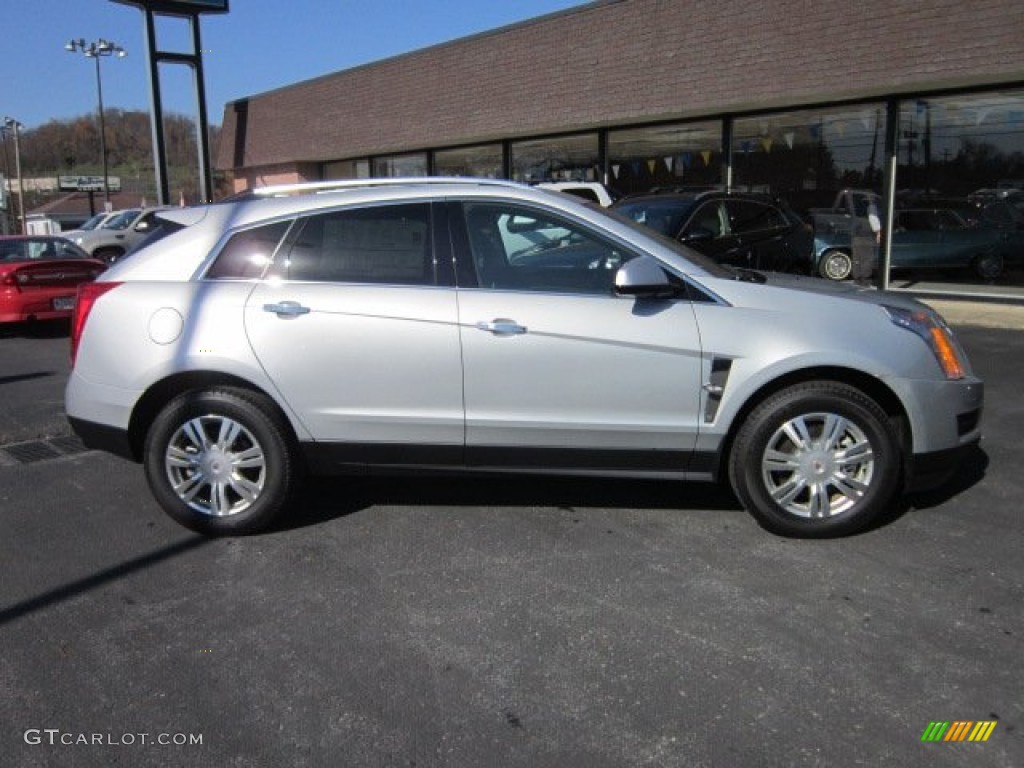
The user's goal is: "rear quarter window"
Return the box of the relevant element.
[205,221,291,279]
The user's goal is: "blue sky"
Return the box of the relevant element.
[4,0,588,130]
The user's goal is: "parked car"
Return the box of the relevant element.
[813,208,1008,280]
[537,181,616,206]
[0,236,106,323]
[66,178,982,539]
[63,210,119,239]
[71,206,171,263]
[611,191,814,273]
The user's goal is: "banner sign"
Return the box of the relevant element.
[59,176,123,192]
[111,0,229,14]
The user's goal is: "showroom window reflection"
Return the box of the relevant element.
[510,133,599,184]
[607,121,722,197]
[435,144,503,178]
[372,153,428,177]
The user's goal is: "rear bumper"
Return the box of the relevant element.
[1,289,77,322]
[67,416,136,461]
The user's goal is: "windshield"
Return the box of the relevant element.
[0,238,91,262]
[613,198,695,236]
[102,209,141,230]
[78,213,109,231]
[593,203,731,278]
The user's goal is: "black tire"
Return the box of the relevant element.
[144,388,298,535]
[93,247,124,264]
[728,382,902,538]
[818,249,853,281]
[973,249,1003,281]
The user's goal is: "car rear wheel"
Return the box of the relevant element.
[144,388,297,535]
[729,382,902,538]
[93,247,124,264]
[818,249,853,281]
[973,249,1003,280]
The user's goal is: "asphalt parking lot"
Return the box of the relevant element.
[1,308,1022,768]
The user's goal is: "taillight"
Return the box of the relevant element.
[71,281,122,366]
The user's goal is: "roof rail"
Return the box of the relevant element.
[251,177,526,197]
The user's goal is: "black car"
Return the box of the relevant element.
[611,191,813,273]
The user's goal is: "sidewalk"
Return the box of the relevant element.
[921,298,1024,330]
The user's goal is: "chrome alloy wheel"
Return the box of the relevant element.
[760,412,875,518]
[164,415,267,517]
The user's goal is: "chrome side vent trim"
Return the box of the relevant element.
[703,357,733,423]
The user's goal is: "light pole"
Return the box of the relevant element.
[2,117,26,234]
[65,38,126,208]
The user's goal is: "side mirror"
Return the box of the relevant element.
[135,220,151,232]
[681,227,714,244]
[614,256,677,299]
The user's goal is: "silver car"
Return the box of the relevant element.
[65,179,983,537]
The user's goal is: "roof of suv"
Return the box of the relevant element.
[159,178,584,231]
[117,177,731,283]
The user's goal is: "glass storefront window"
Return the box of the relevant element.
[372,153,428,177]
[889,90,1024,289]
[510,133,599,184]
[732,105,888,210]
[732,106,888,284]
[434,144,504,178]
[323,159,370,179]
[607,121,722,197]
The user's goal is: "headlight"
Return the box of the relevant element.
[883,305,966,380]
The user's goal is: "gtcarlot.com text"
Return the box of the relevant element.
[24,729,203,747]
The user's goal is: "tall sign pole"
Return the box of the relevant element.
[111,1,228,205]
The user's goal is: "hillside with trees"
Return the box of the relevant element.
[5,109,227,213]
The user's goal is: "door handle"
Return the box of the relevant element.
[263,301,311,318]
[475,319,527,336]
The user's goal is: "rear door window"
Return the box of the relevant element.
[271,204,434,286]
[725,200,789,236]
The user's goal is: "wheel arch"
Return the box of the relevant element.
[126,371,299,462]
[715,365,911,480]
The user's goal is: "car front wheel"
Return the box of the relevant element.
[729,382,902,537]
[818,249,853,280]
[144,388,298,535]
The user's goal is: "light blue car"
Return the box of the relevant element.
[814,208,1008,280]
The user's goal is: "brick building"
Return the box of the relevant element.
[216,0,1024,293]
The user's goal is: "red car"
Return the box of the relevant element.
[0,236,107,323]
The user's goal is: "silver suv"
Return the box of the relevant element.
[72,206,170,263]
[65,179,983,537]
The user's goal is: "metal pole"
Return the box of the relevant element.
[145,10,170,206]
[190,14,213,203]
[0,127,12,234]
[10,121,26,234]
[878,99,901,291]
[95,53,111,207]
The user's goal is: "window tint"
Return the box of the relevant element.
[272,204,433,285]
[104,210,141,230]
[685,201,725,238]
[464,202,634,294]
[206,221,291,279]
[725,200,788,235]
[0,239,90,261]
[617,199,693,236]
